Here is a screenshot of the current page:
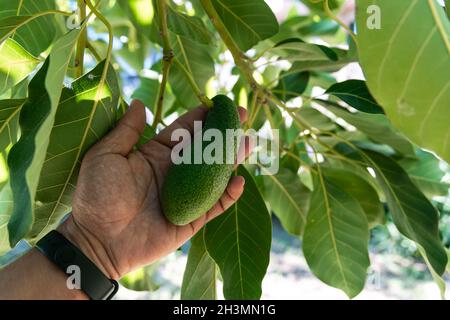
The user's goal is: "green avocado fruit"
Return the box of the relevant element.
[161,95,241,225]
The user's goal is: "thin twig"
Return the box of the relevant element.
[86,41,102,61]
[323,0,358,48]
[152,0,174,130]
[75,0,87,78]
[200,0,259,90]
[246,90,259,129]
[85,0,113,100]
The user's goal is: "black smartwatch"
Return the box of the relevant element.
[36,230,119,300]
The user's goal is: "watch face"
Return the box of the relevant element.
[55,245,76,265]
[36,230,118,300]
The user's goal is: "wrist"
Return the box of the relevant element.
[57,216,121,280]
[0,248,88,300]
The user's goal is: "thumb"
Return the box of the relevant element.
[97,100,146,156]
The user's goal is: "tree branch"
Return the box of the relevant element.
[152,0,174,130]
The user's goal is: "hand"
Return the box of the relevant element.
[58,100,249,280]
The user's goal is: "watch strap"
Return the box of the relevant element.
[36,230,118,300]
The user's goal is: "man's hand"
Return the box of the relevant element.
[58,100,249,280]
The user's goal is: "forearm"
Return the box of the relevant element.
[0,248,88,300]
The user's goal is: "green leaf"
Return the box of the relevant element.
[262,168,310,236]
[362,150,448,276]
[278,13,340,37]
[317,99,415,156]
[7,59,51,245]
[120,264,160,292]
[299,20,340,36]
[418,246,447,299]
[211,0,279,51]
[303,0,344,13]
[325,80,385,114]
[271,40,338,62]
[29,61,119,242]
[0,16,35,44]
[446,0,450,19]
[204,166,271,300]
[0,39,40,96]
[181,230,217,300]
[0,0,64,56]
[321,167,385,228]
[274,71,309,101]
[303,171,370,298]
[117,0,160,44]
[280,143,301,173]
[132,67,175,116]
[0,183,13,254]
[399,149,449,198]
[10,77,29,99]
[132,76,160,109]
[356,0,450,162]
[288,48,356,73]
[323,153,383,200]
[7,29,81,245]
[297,106,336,131]
[308,72,337,93]
[0,98,25,254]
[169,35,215,109]
[117,0,161,43]
[115,33,150,72]
[0,99,26,150]
[137,124,156,148]
[168,5,212,44]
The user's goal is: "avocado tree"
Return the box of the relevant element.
[0,0,449,299]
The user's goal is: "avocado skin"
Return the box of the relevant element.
[161,95,240,225]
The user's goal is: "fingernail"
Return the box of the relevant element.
[130,99,143,110]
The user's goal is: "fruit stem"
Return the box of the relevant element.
[200,0,259,91]
[173,58,213,108]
